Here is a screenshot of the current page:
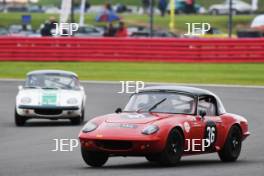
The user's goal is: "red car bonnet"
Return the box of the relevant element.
[105,113,178,124]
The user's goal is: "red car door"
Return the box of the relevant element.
[183,115,204,154]
[195,96,222,153]
[203,115,222,152]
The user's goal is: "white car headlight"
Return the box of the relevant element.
[82,122,98,133]
[142,125,159,135]
[20,97,31,104]
[67,98,78,105]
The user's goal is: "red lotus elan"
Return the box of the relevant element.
[79,86,250,167]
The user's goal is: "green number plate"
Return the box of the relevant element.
[42,91,57,106]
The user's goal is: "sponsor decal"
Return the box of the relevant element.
[121,114,147,119]
[120,123,138,129]
[184,122,191,133]
[106,123,138,129]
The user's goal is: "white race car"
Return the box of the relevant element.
[15,70,86,126]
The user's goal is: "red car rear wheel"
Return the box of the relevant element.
[218,125,242,162]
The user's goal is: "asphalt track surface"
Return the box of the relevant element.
[0,81,263,176]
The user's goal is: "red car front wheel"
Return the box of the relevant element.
[81,147,108,167]
[157,128,184,165]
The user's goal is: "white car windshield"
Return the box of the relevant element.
[124,92,195,114]
[25,74,80,90]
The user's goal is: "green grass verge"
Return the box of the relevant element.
[0,62,264,85]
[0,12,254,34]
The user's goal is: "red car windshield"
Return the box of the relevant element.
[124,92,195,115]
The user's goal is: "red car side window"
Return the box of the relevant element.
[198,97,217,116]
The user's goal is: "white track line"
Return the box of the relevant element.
[1,79,264,89]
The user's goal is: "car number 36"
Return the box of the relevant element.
[206,126,216,144]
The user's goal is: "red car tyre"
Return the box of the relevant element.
[145,155,159,162]
[157,128,184,165]
[218,125,242,162]
[81,147,109,167]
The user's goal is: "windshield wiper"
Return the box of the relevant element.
[24,86,41,89]
[42,87,60,90]
[136,98,167,113]
[148,98,167,112]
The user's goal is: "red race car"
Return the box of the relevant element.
[79,86,250,167]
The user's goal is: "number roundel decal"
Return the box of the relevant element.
[204,121,217,150]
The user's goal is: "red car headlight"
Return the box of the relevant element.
[82,122,98,133]
[142,125,159,135]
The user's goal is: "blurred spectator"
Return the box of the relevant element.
[116,4,131,13]
[22,24,28,31]
[158,0,168,16]
[115,21,128,37]
[85,1,91,11]
[104,23,116,37]
[186,0,195,14]
[105,2,113,11]
[142,0,150,14]
[40,16,57,36]
[96,1,120,22]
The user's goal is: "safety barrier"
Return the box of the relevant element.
[0,37,264,63]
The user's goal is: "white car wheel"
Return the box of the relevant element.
[15,109,27,126]
[70,108,84,125]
